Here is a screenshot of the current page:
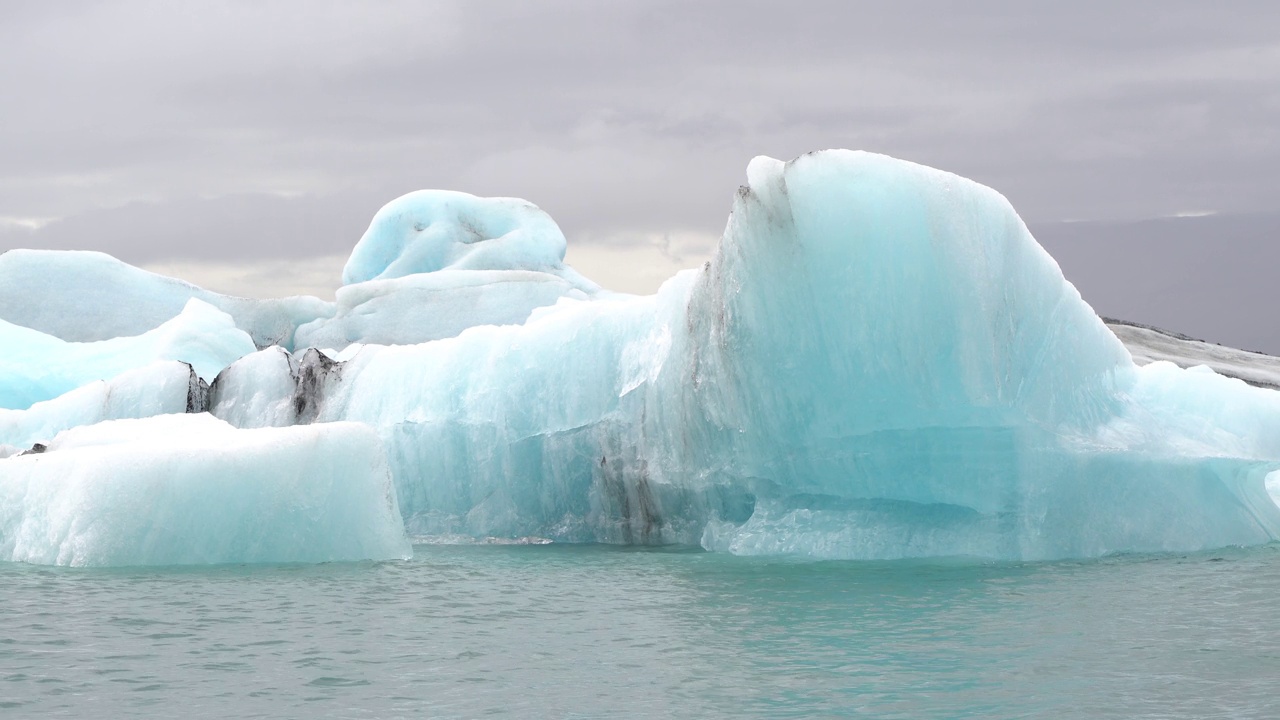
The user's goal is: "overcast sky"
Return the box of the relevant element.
[2,2,1278,349]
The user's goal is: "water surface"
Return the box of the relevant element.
[2,544,1277,718]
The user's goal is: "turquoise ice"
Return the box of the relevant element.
[295,190,602,351]
[2,150,1279,565]
[0,249,331,349]
[311,152,1280,559]
[0,298,255,410]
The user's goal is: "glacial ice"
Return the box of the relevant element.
[293,191,602,351]
[0,249,332,349]
[0,414,411,566]
[293,269,596,352]
[0,298,255,410]
[0,361,199,450]
[341,190,592,283]
[0,193,603,353]
[3,149,1280,566]
[294,153,1280,559]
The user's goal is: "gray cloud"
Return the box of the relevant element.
[0,193,376,262]
[1038,213,1280,354]
[2,1,1279,347]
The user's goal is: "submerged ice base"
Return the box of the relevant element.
[2,150,1280,566]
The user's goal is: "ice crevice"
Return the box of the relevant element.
[2,150,1280,565]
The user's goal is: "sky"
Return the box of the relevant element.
[2,2,1279,350]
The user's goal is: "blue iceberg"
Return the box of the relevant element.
[295,189,601,352]
[2,150,1278,565]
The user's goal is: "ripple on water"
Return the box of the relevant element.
[0,544,1279,718]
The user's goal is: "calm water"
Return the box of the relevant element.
[2,543,1278,719]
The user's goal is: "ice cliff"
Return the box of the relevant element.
[2,151,1279,566]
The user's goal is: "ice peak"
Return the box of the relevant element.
[341,190,570,284]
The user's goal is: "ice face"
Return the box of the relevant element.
[3,149,1280,565]
[0,361,199,450]
[0,414,411,566]
[0,298,255,410]
[206,347,300,429]
[208,346,348,428]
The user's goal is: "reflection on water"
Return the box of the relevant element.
[2,544,1278,718]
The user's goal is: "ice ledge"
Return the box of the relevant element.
[0,415,411,566]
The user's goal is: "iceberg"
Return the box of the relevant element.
[2,149,1279,566]
[0,192,602,353]
[293,190,602,351]
[289,153,1280,558]
[341,189,591,283]
[293,268,596,352]
[0,414,410,566]
[0,249,332,349]
[0,360,200,450]
[0,298,255,410]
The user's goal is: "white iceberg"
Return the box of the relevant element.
[0,414,410,566]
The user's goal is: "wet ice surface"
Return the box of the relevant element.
[2,544,1278,719]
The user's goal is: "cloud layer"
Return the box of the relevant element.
[3,2,1279,347]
